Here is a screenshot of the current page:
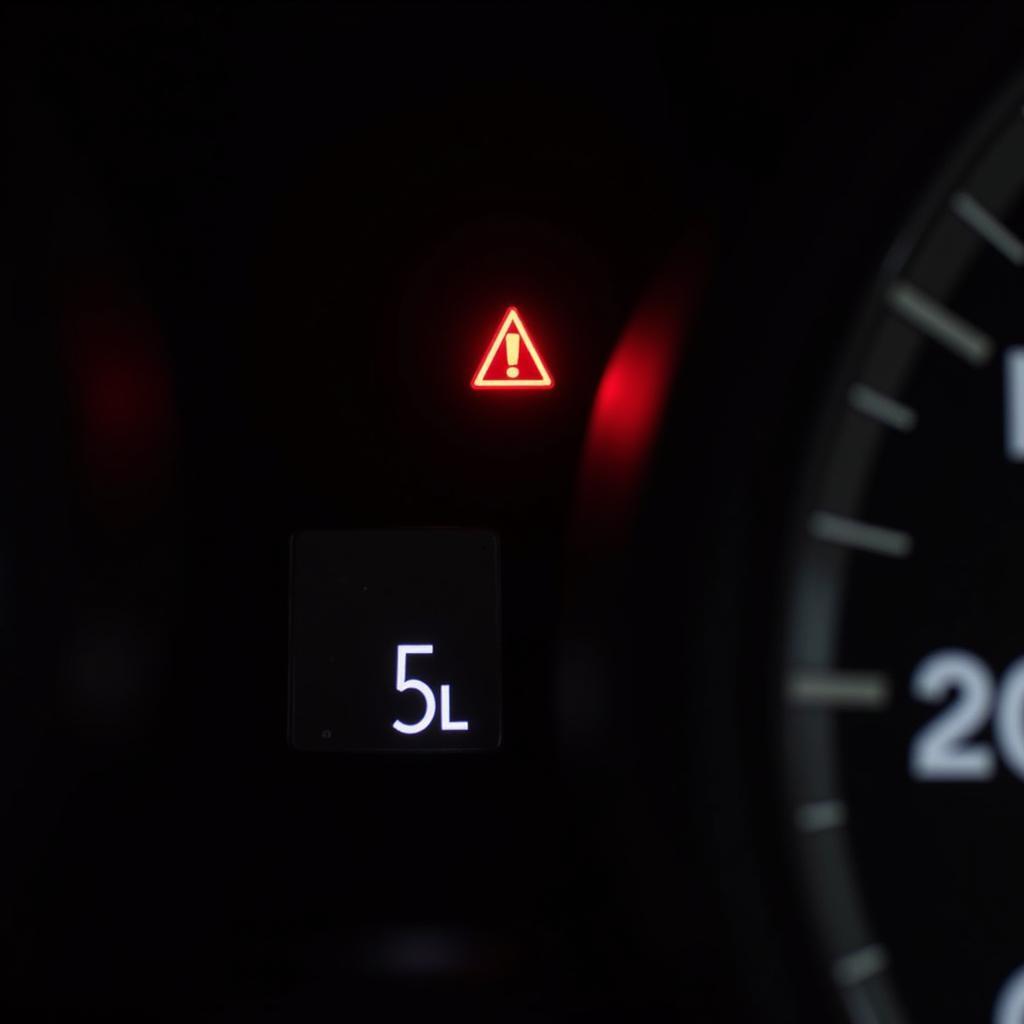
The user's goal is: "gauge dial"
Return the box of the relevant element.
[783,75,1024,1023]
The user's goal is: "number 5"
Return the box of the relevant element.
[392,644,436,734]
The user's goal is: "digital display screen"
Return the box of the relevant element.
[289,530,501,751]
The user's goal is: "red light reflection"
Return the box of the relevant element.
[574,242,707,547]
[64,279,176,512]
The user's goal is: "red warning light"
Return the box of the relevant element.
[471,307,553,390]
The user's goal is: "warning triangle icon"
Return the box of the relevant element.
[471,307,554,389]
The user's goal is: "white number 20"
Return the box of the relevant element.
[910,649,1024,781]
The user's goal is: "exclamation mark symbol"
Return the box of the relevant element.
[505,331,521,378]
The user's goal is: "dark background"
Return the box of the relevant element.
[5,4,1022,1020]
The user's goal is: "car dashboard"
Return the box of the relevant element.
[6,6,1024,1022]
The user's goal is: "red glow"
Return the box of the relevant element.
[471,307,553,389]
[64,280,176,506]
[574,242,707,546]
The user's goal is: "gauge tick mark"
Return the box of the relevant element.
[833,945,890,989]
[848,384,917,432]
[950,191,1024,266]
[795,800,848,832]
[787,669,891,709]
[887,280,994,365]
[808,512,913,559]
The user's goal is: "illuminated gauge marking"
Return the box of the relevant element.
[795,799,849,833]
[950,191,1024,265]
[886,280,995,365]
[995,967,1024,1024]
[1004,347,1024,460]
[782,73,1024,1024]
[808,512,913,559]
[847,383,918,432]
[787,670,892,709]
